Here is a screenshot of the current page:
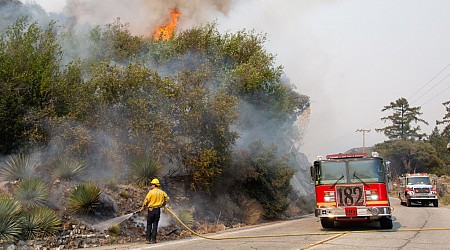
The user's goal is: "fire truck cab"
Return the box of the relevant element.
[398,173,438,207]
[310,152,393,229]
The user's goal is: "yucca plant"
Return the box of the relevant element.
[14,178,48,209]
[19,206,61,240]
[48,156,87,181]
[19,209,43,240]
[0,154,40,181]
[128,156,162,187]
[177,210,194,227]
[0,196,22,242]
[28,206,61,238]
[67,182,102,214]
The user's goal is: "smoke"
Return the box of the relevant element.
[27,0,233,36]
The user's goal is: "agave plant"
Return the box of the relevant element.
[67,182,102,214]
[13,178,48,209]
[128,156,162,187]
[48,156,87,181]
[0,196,22,242]
[0,154,40,181]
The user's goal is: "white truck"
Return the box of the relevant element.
[398,173,438,207]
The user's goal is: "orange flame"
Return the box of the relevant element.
[153,8,181,41]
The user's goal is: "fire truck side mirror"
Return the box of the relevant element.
[310,166,314,181]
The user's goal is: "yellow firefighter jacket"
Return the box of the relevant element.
[141,187,170,210]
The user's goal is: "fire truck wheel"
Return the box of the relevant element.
[379,217,393,229]
[320,218,335,229]
[433,200,438,207]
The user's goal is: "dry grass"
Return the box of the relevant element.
[439,175,450,205]
[195,222,226,234]
[241,199,263,225]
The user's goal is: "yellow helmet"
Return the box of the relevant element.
[150,178,160,186]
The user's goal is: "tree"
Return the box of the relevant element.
[437,100,450,137]
[375,97,428,140]
[88,18,145,63]
[375,140,446,177]
[0,17,62,154]
[428,127,450,175]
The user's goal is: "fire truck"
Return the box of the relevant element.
[398,173,438,207]
[310,152,393,229]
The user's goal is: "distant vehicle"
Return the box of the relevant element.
[310,152,393,229]
[398,173,438,207]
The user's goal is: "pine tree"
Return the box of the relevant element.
[375,97,428,140]
[436,100,450,137]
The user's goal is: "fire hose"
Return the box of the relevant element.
[163,206,450,241]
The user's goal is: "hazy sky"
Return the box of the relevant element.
[24,0,450,162]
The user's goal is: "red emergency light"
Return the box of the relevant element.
[326,153,367,159]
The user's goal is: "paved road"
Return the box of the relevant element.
[90,197,450,250]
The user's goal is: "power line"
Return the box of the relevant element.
[420,84,450,106]
[411,72,450,105]
[408,63,450,101]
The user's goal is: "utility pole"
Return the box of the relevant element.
[356,129,371,153]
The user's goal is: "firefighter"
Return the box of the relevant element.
[140,178,170,244]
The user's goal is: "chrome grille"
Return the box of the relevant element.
[413,188,430,193]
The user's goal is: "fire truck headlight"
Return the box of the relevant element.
[365,190,379,200]
[323,191,335,202]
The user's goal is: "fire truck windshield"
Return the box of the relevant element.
[407,177,431,185]
[318,159,385,185]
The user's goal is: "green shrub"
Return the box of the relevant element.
[441,193,450,205]
[0,196,22,241]
[239,142,294,219]
[107,223,120,236]
[68,182,102,214]
[119,190,128,198]
[20,206,61,240]
[105,179,118,191]
[128,156,162,187]
[0,154,40,181]
[14,178,48,209]
[48,156,87,181]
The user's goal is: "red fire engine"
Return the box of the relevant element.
[310,152,393,229]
